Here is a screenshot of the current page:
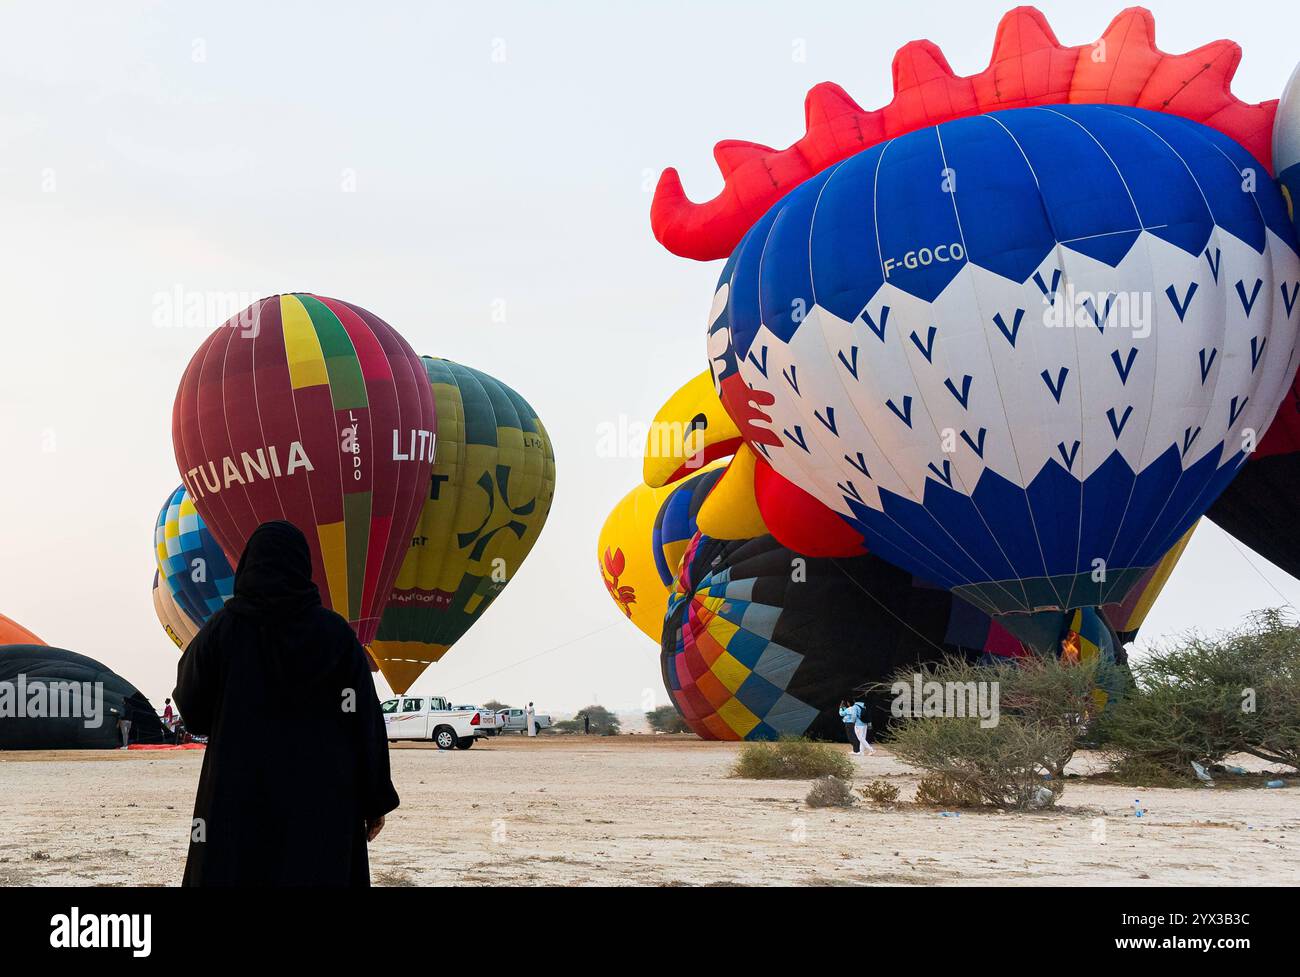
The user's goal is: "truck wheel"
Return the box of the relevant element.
[433,726,457,750]
[455,737,474,750]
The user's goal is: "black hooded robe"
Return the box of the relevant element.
[174,521,399,887]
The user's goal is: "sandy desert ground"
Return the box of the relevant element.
[1,736,1297,886]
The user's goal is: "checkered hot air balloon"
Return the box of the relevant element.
[661,529,1044,742]
[153,485,234,643]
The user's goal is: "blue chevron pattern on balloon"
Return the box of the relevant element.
[711,104,1300,616]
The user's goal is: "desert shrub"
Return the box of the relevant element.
[1099,681,1238,774]
[997,655,1125,769]
[805,775,856,808]
[876,654,1111,775]
[731,737,854,780]
[913,774,983,808]
[859,779,900,805]
[1102,610,1300,778]
[872,653,1103,808]
[645,704,689,734]
[1106,755,1197,788]
[889,714,1070,809]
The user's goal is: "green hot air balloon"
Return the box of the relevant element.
[369,358,555,692]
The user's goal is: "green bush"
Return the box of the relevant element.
[805,776,856,808]
[645,704,690,734]
[1101,609,1300,777]
[731,737,854,780]
[553,704,622,735]
[873,654,1101,807]
[1106,755,1197,788]
[888,714,1069,809]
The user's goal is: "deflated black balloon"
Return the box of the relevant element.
[0,646,165,749]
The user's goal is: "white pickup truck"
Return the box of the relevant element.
[380,695,499,750]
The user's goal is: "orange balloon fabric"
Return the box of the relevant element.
[0,613,45,646]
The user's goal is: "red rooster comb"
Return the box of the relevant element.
[652,5,1278,261]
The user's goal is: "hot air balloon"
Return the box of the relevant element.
[661,532,1026,741]
[655,7,1300,642]
[660,523,1156,741]
[0,613,44,646]
[701,102,1299,623]
[369,358,556,693]
[152,571,196,649]
[604,371,1168,741]
[154,485,234,635]
[1277,63,1300,229]
[594,370,742,642]
[598,462,727,643]
[1099,522,1196,644]
[629,354,1176,741]
[172,294,436,646]
[1205,64,1300,577]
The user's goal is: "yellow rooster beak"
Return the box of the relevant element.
[642,369,743,488]
[695,442,770,539]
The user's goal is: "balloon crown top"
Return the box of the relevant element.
[651,5,1279,261]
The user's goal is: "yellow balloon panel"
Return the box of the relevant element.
[371,358,556,693]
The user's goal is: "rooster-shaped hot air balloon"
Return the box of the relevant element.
[654,7,1300,643]
[614,371,1172,740]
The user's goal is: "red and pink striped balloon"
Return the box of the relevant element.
[172,293,436,645]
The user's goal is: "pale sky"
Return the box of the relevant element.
[2,0,1299,715]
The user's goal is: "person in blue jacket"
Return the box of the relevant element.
[837,699,858,753]
[838,698,875,757]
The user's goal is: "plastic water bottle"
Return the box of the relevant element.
[1266,780,1286,789]
[1134,799,1144,818]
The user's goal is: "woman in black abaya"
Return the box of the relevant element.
[174,521,399,886]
